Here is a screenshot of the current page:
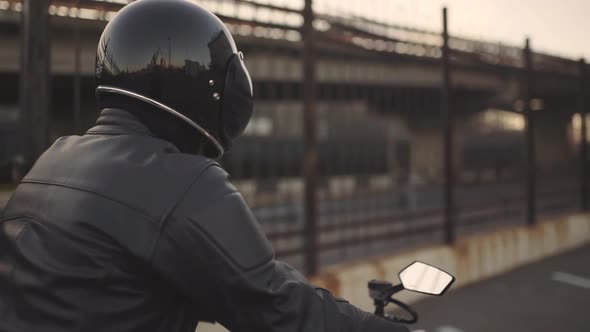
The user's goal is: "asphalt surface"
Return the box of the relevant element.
[408,244,590,332]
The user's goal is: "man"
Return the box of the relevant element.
[0,1,409,331]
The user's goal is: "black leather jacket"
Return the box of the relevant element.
[0,109,408,332]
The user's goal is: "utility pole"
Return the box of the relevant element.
[441,7,455,244]
[302,0,319,275]
[523,38,536,226]
[579,58,588,211]
[19,0,51,165]
[73,0,81,134]
[168,36,171,67]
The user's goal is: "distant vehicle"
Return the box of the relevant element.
[222,101,525,184]
[222,100,411,180]
[462,130,525,181]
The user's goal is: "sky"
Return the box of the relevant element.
[308,0,590,60]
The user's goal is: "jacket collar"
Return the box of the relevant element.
[86,108,154,137]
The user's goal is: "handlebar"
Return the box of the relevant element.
[369,279,418,324]
[386,297,418,324]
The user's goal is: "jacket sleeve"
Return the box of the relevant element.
[149,164,409,332]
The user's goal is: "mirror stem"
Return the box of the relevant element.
[387,283,405,297]
[374,299,385,316]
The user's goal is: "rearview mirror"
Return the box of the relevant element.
[398,261,455,295]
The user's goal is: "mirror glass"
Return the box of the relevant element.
[398,261,454,295]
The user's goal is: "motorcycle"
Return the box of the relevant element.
[368,261,455,324]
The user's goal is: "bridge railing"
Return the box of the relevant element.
[0,0,582,75]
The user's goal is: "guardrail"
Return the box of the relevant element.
[255,179,580,270]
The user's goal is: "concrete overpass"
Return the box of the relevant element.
[0,3,581,100]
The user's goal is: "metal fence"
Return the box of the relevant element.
[216,0,589,273]
[3,0,589,275]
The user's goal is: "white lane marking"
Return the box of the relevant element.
[552,271,590,289]
[435,326,465,332]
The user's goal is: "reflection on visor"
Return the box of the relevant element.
[222,52,254,143]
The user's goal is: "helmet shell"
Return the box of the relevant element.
[95,0,253,157]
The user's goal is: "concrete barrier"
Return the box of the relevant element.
[310,213,590,311]
[196,213,590,331]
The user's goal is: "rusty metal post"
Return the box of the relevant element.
[73,0,82,134]
[302,0,319,275]
[523,38,536,225]
[19,0,51,164]
[441,7,455,244]
[579,58,588,211]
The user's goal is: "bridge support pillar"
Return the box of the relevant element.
[523,38,537,226]
[302,0,319,276]
[442,7,455,244]
[19,0,51,166]
[579,59,588,211]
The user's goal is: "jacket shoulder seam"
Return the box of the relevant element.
[19,179,160,225]
[146,159,218,262]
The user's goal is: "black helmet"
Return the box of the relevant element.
[95,0,253,158]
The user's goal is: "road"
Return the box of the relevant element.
[410,244,590,332]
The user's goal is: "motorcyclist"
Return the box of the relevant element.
[0,1,409,331]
